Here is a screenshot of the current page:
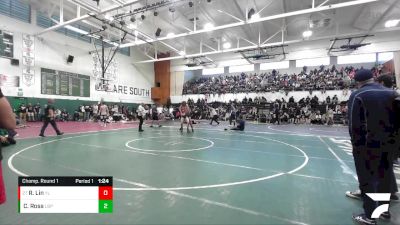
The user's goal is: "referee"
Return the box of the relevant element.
[346,70,399,225]
[136,103,145,132]
[39,99,64,137]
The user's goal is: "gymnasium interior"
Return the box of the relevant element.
[0,0,399,224]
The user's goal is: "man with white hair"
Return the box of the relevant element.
[346,69,399,225]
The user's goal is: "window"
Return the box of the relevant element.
[337,53,376,64]
[378,52,393,62]
[36,11,54,28]
[260,61,289,70]
[94,38,130,56]
[94,38,113,48]
[118,47,130,56]
[229,64,254,73]
[37,12,91,43]
[0,0,31,23]
[65,25,91,43]
[36,12,129,56]
[203,67,224,75]
[296,57,330,67]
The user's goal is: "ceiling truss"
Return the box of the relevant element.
[34,0,382,63]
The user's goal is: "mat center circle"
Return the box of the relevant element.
[125,136,214,152]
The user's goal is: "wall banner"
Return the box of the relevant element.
[22,34,35,86]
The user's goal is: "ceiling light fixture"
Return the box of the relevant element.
[204,23,214,30]
[104,14,114,21]
[127,23,136,29]
[223,42,231,49]
[302,30,313,38]
[385,19,400,28]
[251,13,260,20]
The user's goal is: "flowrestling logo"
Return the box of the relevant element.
[366,193,390,219]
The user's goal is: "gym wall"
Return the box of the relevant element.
[0,13,154,104]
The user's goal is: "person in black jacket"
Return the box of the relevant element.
[345,70,399,225]
[39,99,64,137]
[0,88,16,204]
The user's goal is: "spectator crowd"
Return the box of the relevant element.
[173,94,348,126]
[14,102,173,124]
[183,65,388,95]
[14,103,139,124]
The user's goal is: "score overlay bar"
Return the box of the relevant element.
[18,177,113,213]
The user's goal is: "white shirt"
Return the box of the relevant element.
[157,107,163,114]
[93,105,98,114]
[137,105,146,117]
[210,108,217,117]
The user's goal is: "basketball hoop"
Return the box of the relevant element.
[91,44,118,93]
[92,52,118,81]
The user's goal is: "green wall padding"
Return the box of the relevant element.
[8,97,139,114]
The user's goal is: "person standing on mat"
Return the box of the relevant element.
[347,74,400,207]
[98,102,109,127]
[208,105,220,125]
[179,101,192,132]
[345,69,399,225]
[150,104,161,128]
[229,104,236,126]
[39,99,63,137]
[0,88,16,205]
[137,103,146,132]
